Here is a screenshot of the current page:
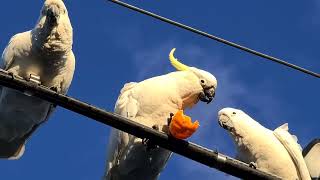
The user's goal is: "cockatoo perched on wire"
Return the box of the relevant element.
[303,139,320,180]
[0,0,75,159]
[218,107,316,180]
[104,48,217,180]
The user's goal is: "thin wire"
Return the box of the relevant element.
[108,0,320,79]
[0,70,281,180]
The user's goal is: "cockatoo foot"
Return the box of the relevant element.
[0,69,8,74]
[28,74,41,85]
[249,162,257,169]
[50,81,62,93]
[161,113,174,135]
[6,71,23,80]
[142,125,160,151]
[23,74,41,96]
[50,86,59,93]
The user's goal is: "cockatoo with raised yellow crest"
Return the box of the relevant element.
[218,107,320,180]
[0,0,75,159]
[104,48,217,180]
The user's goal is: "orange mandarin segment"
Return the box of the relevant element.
[169,110,200,140]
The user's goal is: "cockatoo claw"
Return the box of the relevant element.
[167,112,174,126]
[142,125,160,151]
[249,162,257,169]
[50,86,59,93]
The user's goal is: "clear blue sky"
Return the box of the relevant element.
[0,0,319,179]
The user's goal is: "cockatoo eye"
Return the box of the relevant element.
[41,9,46,15]
[200,79,206,85]
[232,112,236,115]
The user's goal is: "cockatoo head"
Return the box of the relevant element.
[33,0,73,54]
[169,48,217,104]
[41,0,69,26]
[218,108,263,142]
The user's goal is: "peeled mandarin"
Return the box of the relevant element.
[169,110,200,139]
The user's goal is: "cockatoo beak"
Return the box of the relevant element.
[199,86,215,104]
[218,113,234,131]
[46,6,60,25]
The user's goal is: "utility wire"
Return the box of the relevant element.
[0,70,281,180]
[108,0,320,79]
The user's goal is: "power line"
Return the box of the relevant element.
[0,70,281,180]
[107,0,320,79]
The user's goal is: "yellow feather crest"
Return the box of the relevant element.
[169,48,190,71]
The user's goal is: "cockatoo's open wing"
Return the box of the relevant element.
[274,123,311,180]
[303,139,320,180]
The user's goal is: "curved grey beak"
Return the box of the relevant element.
[46,6,60,25]
[218,114,234,131]
[199,87,216,104]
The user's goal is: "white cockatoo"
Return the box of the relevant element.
[104,48,218,180]
[218,108,312,180]
[303,139,320,180]
[0,0,75,159]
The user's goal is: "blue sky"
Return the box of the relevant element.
[0,0,319,179]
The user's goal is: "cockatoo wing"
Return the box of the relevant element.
[274,123,311,180]
[1,32,30,71]
[105,82,172,180]
[105,82,139,174]
[303,139,320,179]
[0,32,27,96]
[1,34,17,70]
[114,82,139,117]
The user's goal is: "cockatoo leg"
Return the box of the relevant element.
[142,125,160,151]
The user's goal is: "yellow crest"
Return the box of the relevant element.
[169,48,190,71]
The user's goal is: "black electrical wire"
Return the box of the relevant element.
[0,70,281,180]
[107,0,320,79]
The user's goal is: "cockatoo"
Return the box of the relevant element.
[218,108,312,180]
[104,48,217,180]
[303,139,320,180]
[0,0,75,159]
